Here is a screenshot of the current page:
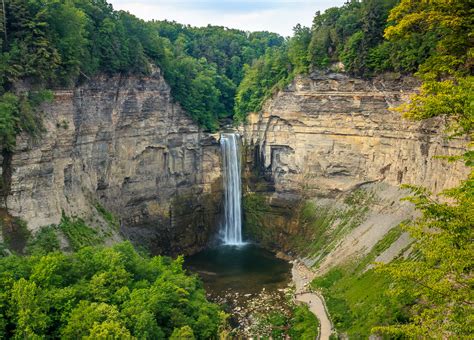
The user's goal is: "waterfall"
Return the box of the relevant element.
[220,133,244,245]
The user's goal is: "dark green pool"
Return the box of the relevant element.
[185,244,291,296]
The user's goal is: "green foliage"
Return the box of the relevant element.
[398,76,473,137]
[234,0,403,120]
[10,278,49,338]
[234,46,292,121]
[289,305,319,340]
[0,242,224,338]
[155,22,283,130]
[311,227,411,338]
[384,0,472,80]
[58,213,103,251]
[250,303,319,339]
[234,21,315,121]
[340,31,366,75]
[368,3,474,337]
[1,1,282,132]
[0,92,18,150]
[95,203,119,230]
[0,89,52,175]
[384,0,474,138]
[26,225,60,255]
[170,325,195,339]
[373,170,474,338]
[308,0,400,75]
[288,24,312,74]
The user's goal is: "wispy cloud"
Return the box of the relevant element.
[109,0,346,36]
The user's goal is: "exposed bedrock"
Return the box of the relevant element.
[3,70,223,255]
[240,73,469,269]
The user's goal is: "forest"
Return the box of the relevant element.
[0,0,472,338]
[0,241,225,338]
[0,0,282,143]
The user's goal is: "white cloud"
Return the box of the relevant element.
[108,0,346,36]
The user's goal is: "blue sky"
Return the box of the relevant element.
[108,0,347,36]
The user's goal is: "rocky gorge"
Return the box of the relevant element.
[0,69,223,255]
[240,72,469,272]
[1,70,469,261]
[0,69,470,338]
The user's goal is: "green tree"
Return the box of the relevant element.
[0,242,224,338]
[61,301,123,338]
[86,320,133,339]
[10,278,49,339]
[384,0,473,138]
[385,0,472,81]
[170,325,195,340]
[372,1,474,337]
[340,31,366,75]
[288,24,311,74]
[374,168,474,338]
[234,46,291,121]
[0,92,18,151]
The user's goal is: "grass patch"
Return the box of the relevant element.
[58,212,104,251]
[311,226,412,338]
[289,304,319,340]
[95,202,120,230]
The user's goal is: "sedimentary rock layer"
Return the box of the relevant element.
[241,73,469,268]
[4,70,222,255]
[242,73,467,197]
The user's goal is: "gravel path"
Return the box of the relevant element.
[292,262,333,340]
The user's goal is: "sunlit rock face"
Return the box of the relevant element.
[242,73,467,197]
[5,70,223,255]
[241,72,469,268]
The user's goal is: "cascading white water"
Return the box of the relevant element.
[220,133,244,245]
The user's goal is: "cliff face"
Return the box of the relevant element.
[241,73,469,270]
[3,70,222,255]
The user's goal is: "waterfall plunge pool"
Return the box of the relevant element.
[185,244,293,331]
[184,243,291,296]
[184,133,293,331]
[186,134,293,299]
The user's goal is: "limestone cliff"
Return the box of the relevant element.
[1,70,222,255]
[241,73,469,271]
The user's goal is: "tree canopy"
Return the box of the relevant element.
[0,241,226,339]
[235,0,470,120]
[372,1,473,337]
[0,0,284,154]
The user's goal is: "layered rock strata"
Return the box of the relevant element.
[241,73,469,268]
[3,70,222,255]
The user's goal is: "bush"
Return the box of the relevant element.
[58,213,103,251]
[26,225,60,255]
